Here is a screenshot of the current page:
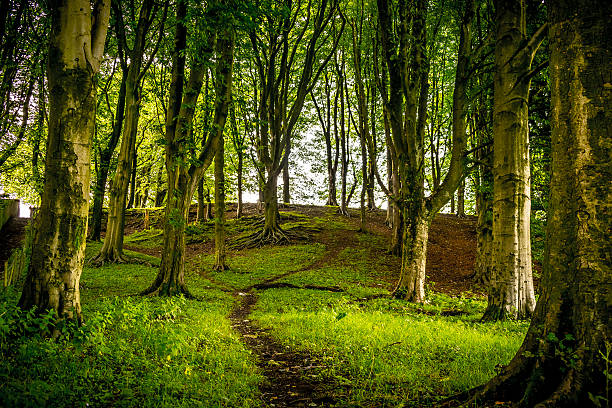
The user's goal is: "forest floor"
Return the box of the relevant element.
[0,204,528,407]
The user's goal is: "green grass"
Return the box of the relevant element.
[1,242,263,408]
[1,209,530,407]
[196,243,325,290]
[252,288,527,406]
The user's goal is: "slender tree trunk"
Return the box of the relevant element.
[282,137,290,204]
[92,0,154,264]
[456,180,465,217]
[95,71,141,263]
[197,178,205,222]
[474,152,493,285]
[205,187,213,220]
[466,2,611,403]
[90,70,126,241]
[236,152,243,218]
[18,0,110,323]
[213,136,227,270]
[127,148,137,209]
[483,0,539,321]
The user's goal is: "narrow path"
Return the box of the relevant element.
[0,217,28,275]
[225,229,357,407]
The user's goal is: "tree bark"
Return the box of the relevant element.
[90,71,127,241]
[18,0,110,323]
[377,0,471,301]
[465,2,611,404]
[213,135,228,270]
[456,180,465,217]
[482,0,541,321]
[92,0,158,264]
[142,2,234,296]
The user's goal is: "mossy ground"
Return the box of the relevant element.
[0,205,527,407]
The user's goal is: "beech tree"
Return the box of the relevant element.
[240,0,342,247]
[18,0,110,322]
[141,0,235,296]
[461,0,611,404]
[92,0,167,264]
[482,0,546,321]
[376,0,472,302]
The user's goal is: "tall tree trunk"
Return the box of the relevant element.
[236,152,243,217]
[482,0,542,321]
[474,146,493,285]
[213,136,227,270]
[143,2,234,296]
[197,178,205,222]
[127,148,137,209]
[378,0,471,301]
[456,180,465,217]
[89,68,125,241]
[92,0,156,265]
[95,71,141,263]
[466,1,611,403]
[18,0,109,323]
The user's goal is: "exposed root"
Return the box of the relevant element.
[88,252,151,268]
[230,225,311,250]
[139,281,195,299]
[212,263,230,272]
[253,282,344,292]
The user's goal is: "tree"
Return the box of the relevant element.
[376,0,471,302]
[241,0,342,247]
[18,0,110,323]
[141,0,235,296]
[459,1,611,404]
[92,0,167,264]
[213,134,228,271]
[481,0,546,321]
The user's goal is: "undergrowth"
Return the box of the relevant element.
[1,207,529,407]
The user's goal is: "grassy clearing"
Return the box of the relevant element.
[1,208,529,407]
[196,243,325,290]
[253,288,527,406]
[1,243,262,408]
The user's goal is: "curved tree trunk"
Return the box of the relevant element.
[18,0,109,323]
[92,0,155,265]
[143,3,234,296]
[466,2,611,404]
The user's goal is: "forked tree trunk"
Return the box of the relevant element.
[93,0,154,265]
[143,3,234,295]
[482,0,541,321]
[465,2,611,404]
[18,0,109,323]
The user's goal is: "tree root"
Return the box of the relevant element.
[87,251,152,268]
[230,226,309,249]
[252,282,344,292]
[139,280,195,299]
